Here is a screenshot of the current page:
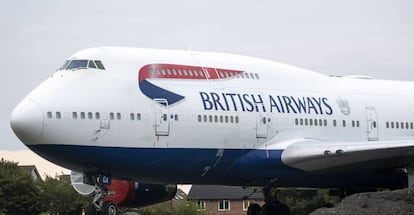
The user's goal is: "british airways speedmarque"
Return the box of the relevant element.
[10,47,414,215]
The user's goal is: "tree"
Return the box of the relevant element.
[38,175,90,215]
[274,188,339,215]
[135,200,211,215]
[0,158,41,215]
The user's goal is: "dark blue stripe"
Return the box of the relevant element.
[27,144,406,188]
[139,80,185,105]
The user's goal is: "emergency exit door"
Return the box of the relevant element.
[365,107,378,141]
[256,103,269,138]
[153,99,170,136]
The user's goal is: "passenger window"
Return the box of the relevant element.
[88,112,93,119]
[386,122,389,128]
[214,115,218,123]
[342,120,346,127]
[110,112,114,120]
[250,73,255,79]
[245,73,250,79]
[117,113,121,120]
[411,122,413,129]
[88,60,97,69]
[309,119,313,126]
[47,112,52,119]
[198,115,201,122]
[300,118,303,125]
[314,119,318,126]
[304,119,308,126]
[333,120,337,127]
[203,115,207,122]
[319,119,322,126]
[391,122,394,128]
[174,114,178,121]
[130,113,135,120]
[324,119,327,126]
[225,116,229,123]
[95,112,100,120]
[220,116,223,123]
[230,116,234,123]
[72,112,78,119]
[406,122,409,129]
[295,118,298,125]
[162,114,167,121]
[209,115,213,122]
[373,121,377,128]
[137,113,141,120]
[352,121,355,127]
[235,116,239,123]
[56,112,61,119]
[95,60,105,70]
[80,112,85,119]
[254,73,260,79]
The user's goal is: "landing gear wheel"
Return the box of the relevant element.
[85,204,97,215]
[101,201,118,215]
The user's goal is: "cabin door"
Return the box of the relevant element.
[256,103,269,138]
[153,98,170,136]
[365,107,378,141]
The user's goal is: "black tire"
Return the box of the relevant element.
[85,204,97,215]
[102,201,118,215]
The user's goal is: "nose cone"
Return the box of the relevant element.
[10,99,44,143]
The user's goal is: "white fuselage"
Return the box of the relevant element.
[11,47,414,188]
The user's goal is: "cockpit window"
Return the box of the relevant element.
[88,60,97,69]
[58,59,106,71]
[59,60,70,70]
[66,60,88,70]
[95,60,105,70]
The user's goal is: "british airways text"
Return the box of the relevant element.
[200,92,333,115]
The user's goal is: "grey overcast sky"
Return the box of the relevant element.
[1,0,414,150]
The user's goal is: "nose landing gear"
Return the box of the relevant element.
[71,172,118,215]
[88,175,118,215]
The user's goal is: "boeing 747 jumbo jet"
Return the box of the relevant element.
[10,47,414,215]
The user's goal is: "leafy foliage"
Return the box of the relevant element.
[274,188,339,215]
[134,200,211,215]
[0,159,41,215]
[0,159,89,215]
[38,175,90,215]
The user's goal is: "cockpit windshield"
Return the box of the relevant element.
[58,59,105,71]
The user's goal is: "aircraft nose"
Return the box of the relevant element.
[10,99,44,143]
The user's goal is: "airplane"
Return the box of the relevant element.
[10,46,414,215]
